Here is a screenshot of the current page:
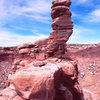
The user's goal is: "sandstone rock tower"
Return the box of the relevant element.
[47,0,73,56]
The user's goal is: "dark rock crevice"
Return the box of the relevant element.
[54,64,84,100]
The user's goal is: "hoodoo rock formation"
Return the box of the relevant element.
[0,0,85,100]
[47,0,73,56]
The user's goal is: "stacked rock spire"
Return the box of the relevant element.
[47,0,73,56]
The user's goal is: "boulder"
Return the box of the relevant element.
[0,60,83,100]
[7,63,61,100]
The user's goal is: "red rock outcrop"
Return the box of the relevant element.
[1,43,100,100]
[0,58,83,100]
[15,0,73,60]
[0,47,16,89]
[0,0,85,100]
[47,0,73,56]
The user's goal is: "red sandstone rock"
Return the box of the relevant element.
[34,39,48,47]
[14,0,73,58]
[36,53,46,60]
[0,87,17,100]
[52,16,73,30]
[0,5,100,99]
[0,0,87,100]
[0,59,83,100]
[7,63,60,99]
[61,61,77,78]
[52,0,71,8]
[31,60,46,67]
[49,30,72,41]
[0,43,100,100]
[18,43,35,50]
[19,60,30,66]
[47,0,73,56]
[18,48,30,54]
[13,59,22,65]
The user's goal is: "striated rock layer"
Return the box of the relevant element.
[47,0,73,56]
[13,0,73,60]
[0,47,16,88]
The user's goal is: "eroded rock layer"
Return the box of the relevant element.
[0,47,16,88]
[0,58,83,100]
[47,0,73,56]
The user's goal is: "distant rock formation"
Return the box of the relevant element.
[0,47,16,89]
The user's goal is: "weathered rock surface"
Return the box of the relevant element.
[0,47,16,89]
[12,0,72,59]
[13,0,73,60]
[8,63,58,100]
[0,58,83,100]
[0,44,100,100]
[47,0,73,56]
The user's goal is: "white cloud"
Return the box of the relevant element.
[24,14,51,24]
[72,12,82,20]
[72,0,95,7]
[71,0,89,5]
[78,0,87,3]
[88,9,100,22]
[0,31,48,47]
[68,25,99,44]
[0,0,52,47]
[70,29,81,39]
[0,0,52,25]
[72,8,100,23]
[21,0,51,14]
[68,27,82,43]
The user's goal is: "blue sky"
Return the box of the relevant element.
[0,0,100,46]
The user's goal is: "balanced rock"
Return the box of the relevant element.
[47,0,73,56]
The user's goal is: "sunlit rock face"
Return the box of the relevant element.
[0,58,83,100]
[47,0,73,56]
